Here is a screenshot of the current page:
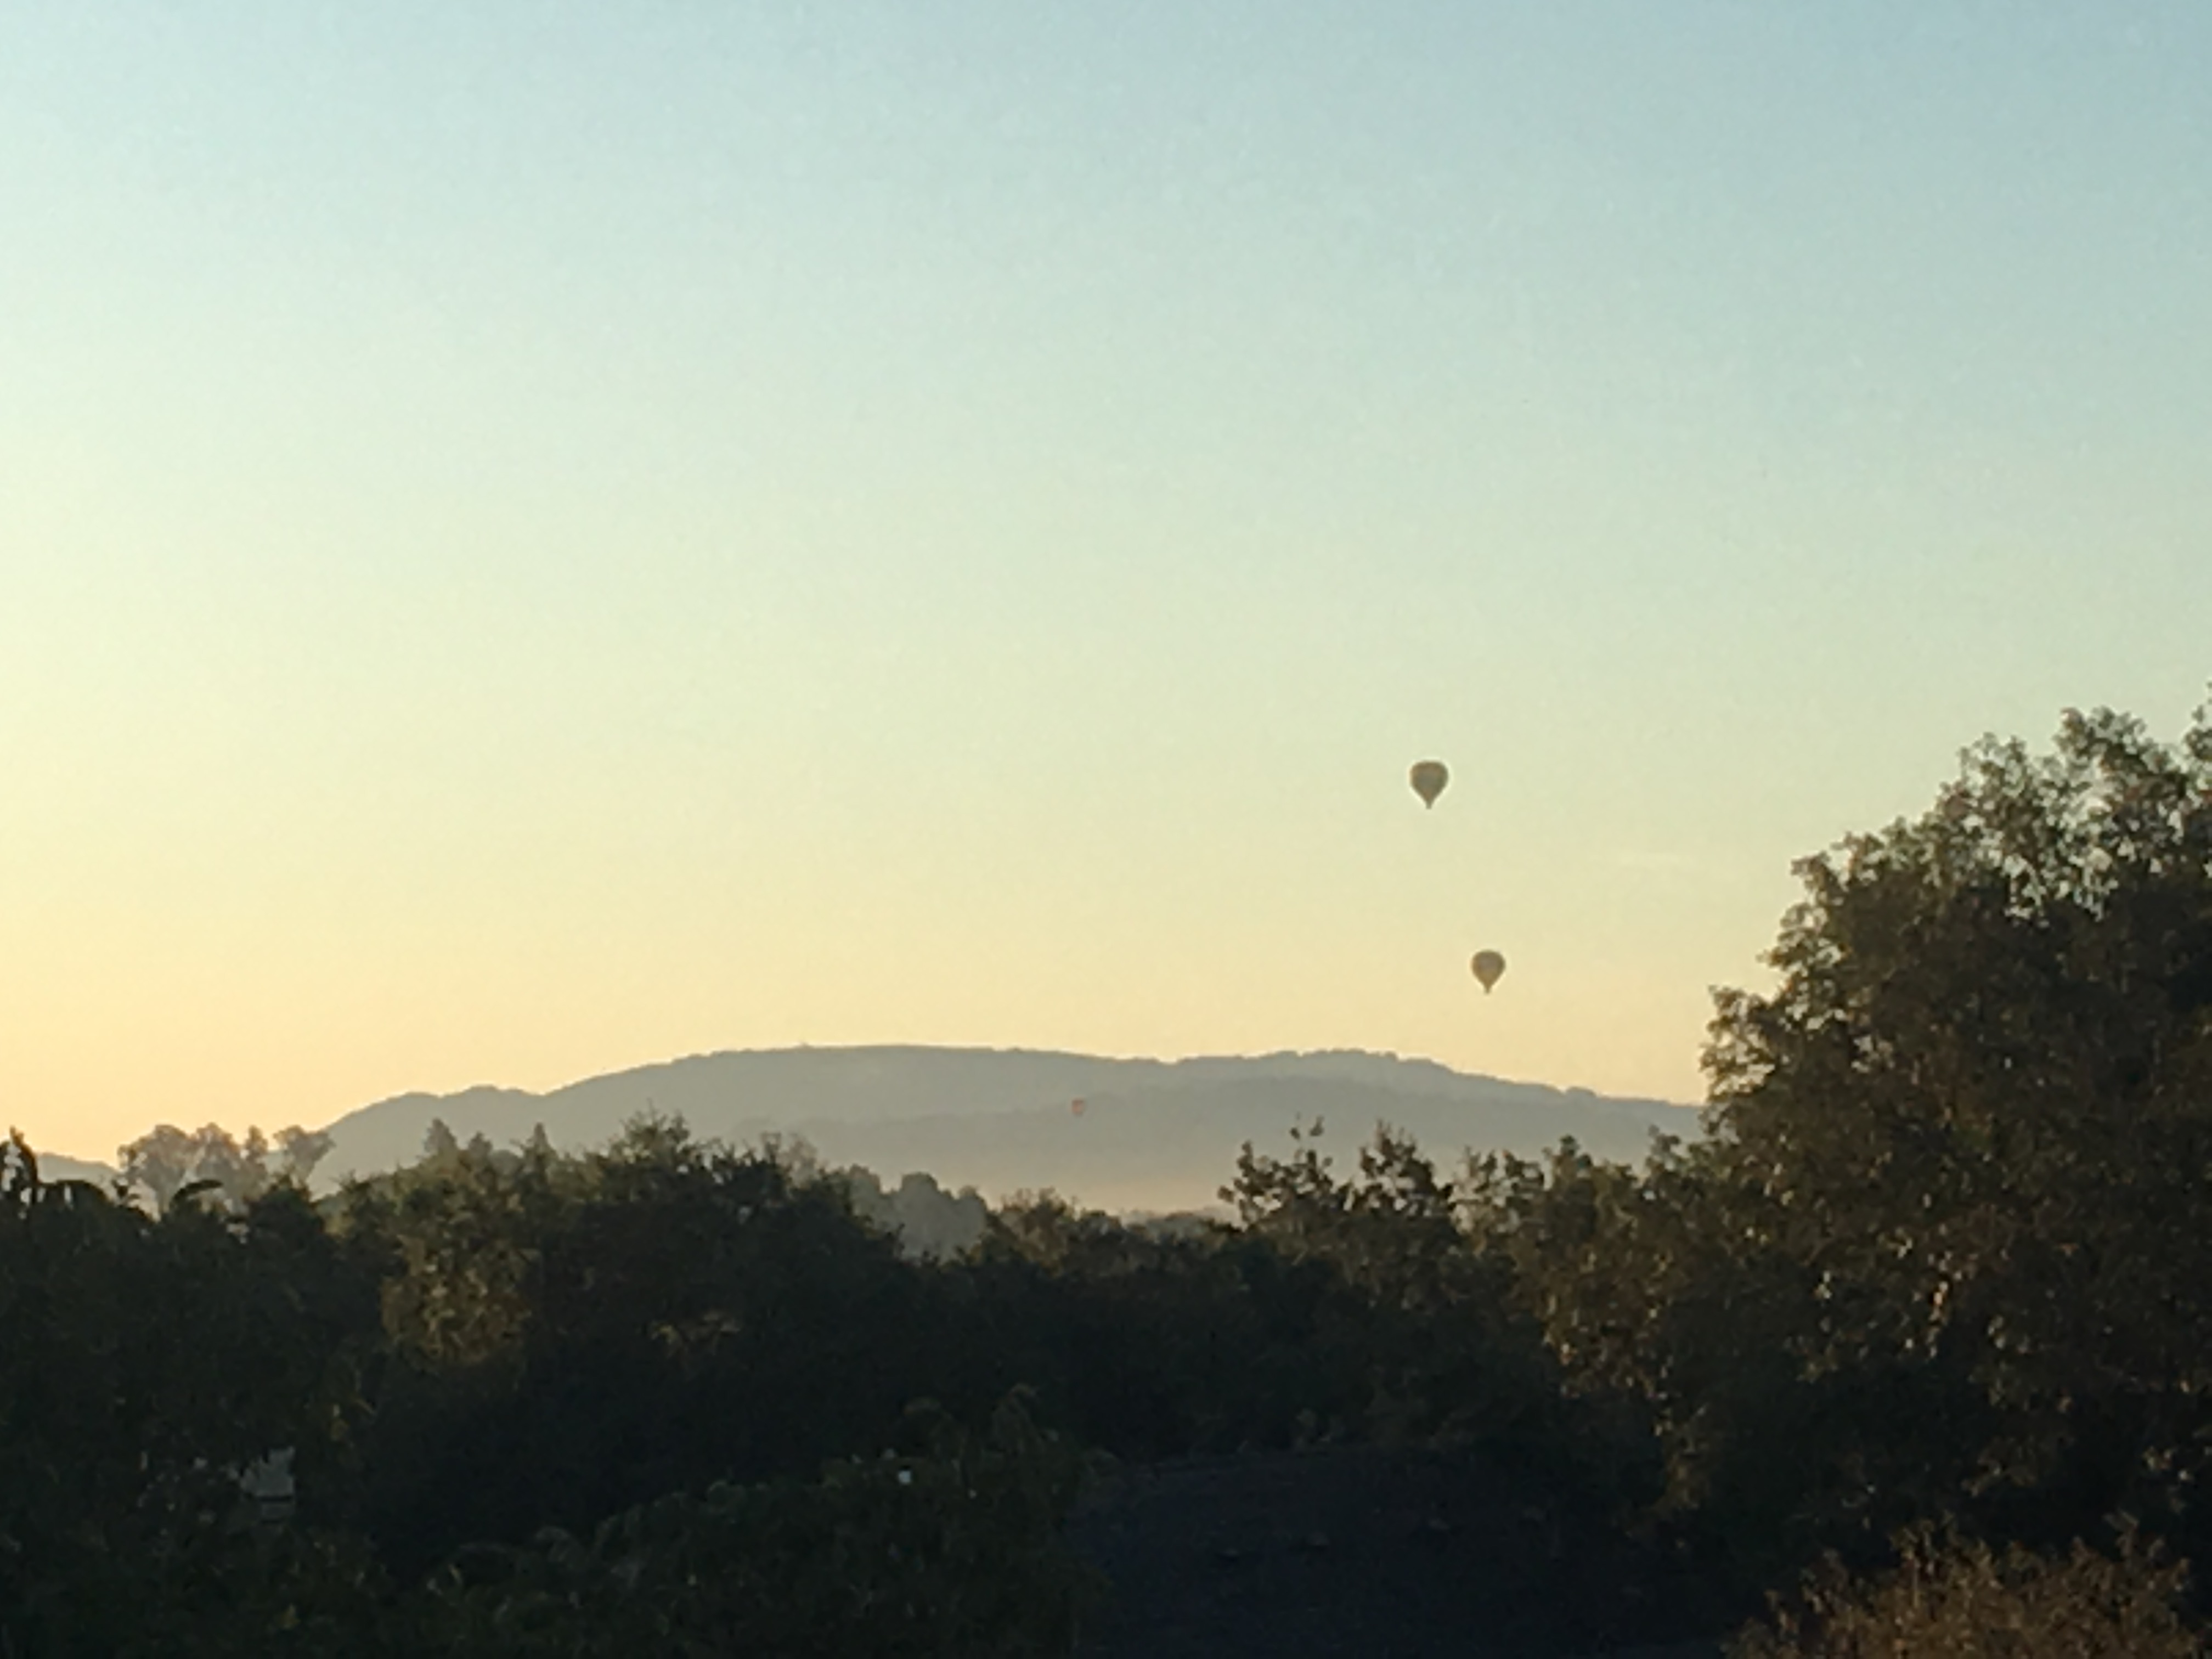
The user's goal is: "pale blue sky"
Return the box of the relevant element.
[5,4,2208,1157]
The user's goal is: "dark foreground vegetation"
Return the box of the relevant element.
[5,702,2211,1655]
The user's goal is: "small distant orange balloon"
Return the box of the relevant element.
[1470,950,1506,994]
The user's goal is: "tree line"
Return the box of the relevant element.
[3,700,2209,1655]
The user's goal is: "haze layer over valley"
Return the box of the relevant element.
[78,1046,1696,1219]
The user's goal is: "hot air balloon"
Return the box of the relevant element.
[1409,760,1449,809]
[1070,1098,1086,1119]
[1470,950,1506,994]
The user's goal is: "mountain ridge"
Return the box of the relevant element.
[317,1045,1701,1216]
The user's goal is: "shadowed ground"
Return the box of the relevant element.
[1065,1444,1727,1658]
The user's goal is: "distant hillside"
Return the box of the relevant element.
[26,1150,122,1189]
[318,1047,1700,1216]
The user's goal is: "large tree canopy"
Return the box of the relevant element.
[9,699,2210,1652]
[1698,703,2212,1543]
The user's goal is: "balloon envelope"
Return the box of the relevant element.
[1409,760,1449,808]
[1470,950,1506,993]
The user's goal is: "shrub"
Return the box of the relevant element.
[1729,1526,2202,1658]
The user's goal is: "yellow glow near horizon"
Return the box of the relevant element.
[5,7,2208,1159]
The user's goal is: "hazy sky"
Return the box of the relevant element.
[6,3,2209,1159]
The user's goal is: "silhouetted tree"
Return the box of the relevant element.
[1479,702,2212,1592]
[1,1132,382,1655]
[119,1121,329,1213]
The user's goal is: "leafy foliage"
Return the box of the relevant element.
[0,1133,380,1657]
[1702,707,2212,1515]
[1730,1526,2202,1658]
[1465,702,2212,1594]
[10,698,2211,1651]
[119,1122,334,1212]
[333,1116,971,1569]
[414,1392,1097,1657]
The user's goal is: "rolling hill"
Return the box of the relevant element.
[317,1046,1700,1216]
